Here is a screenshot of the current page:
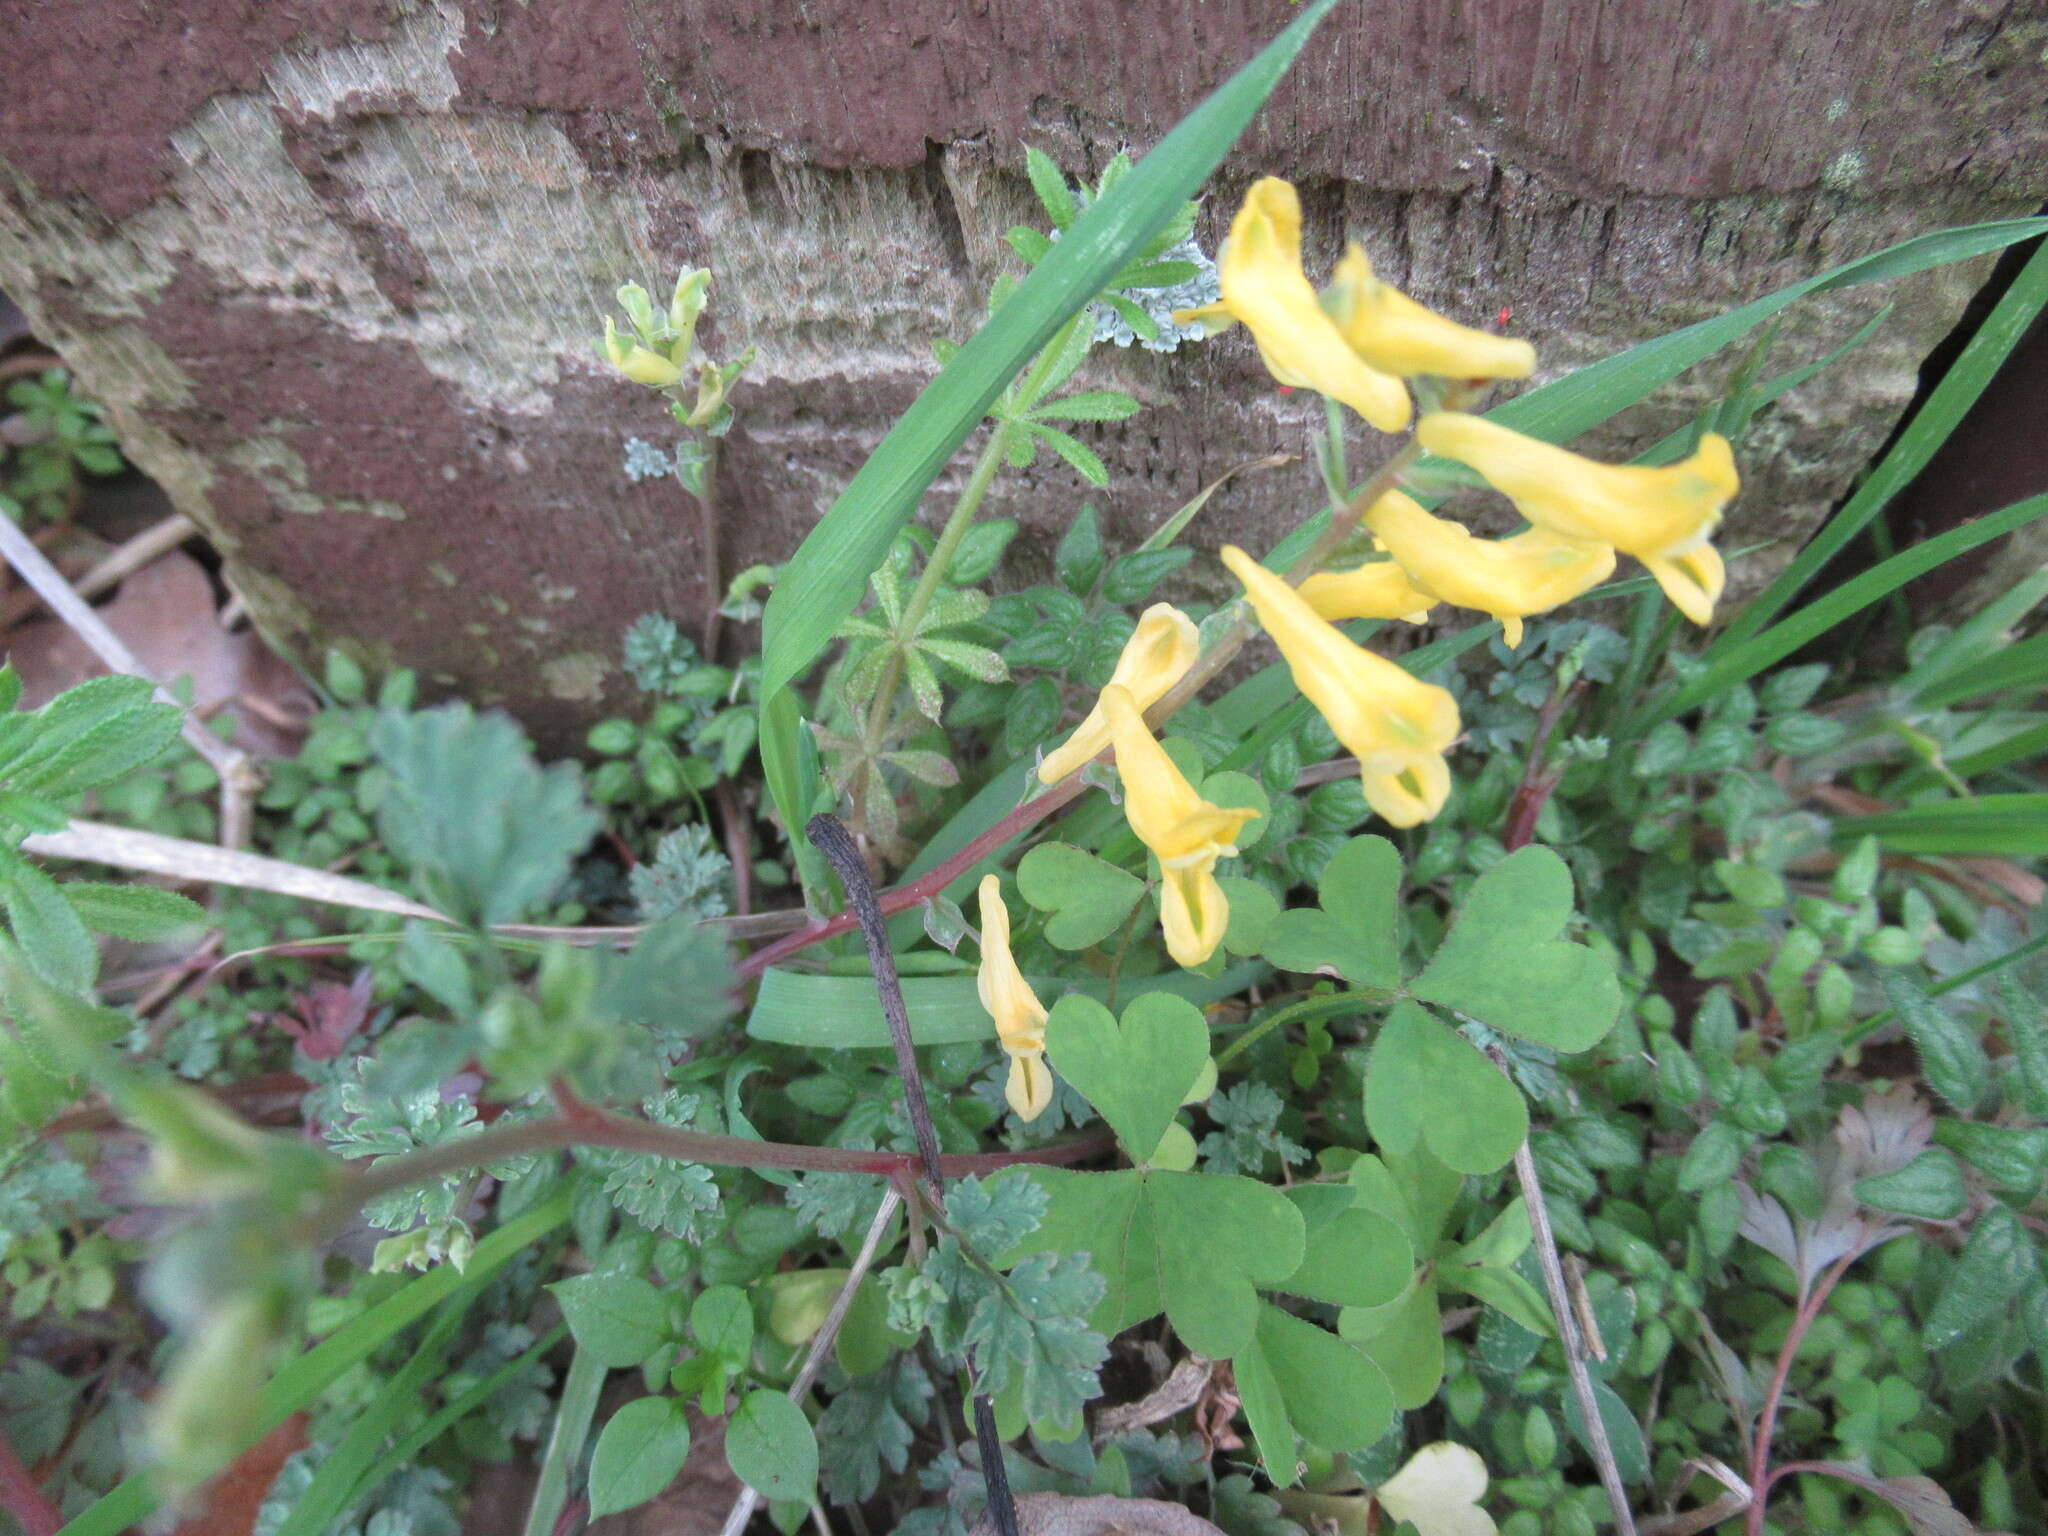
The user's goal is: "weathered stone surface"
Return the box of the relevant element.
[1,0,2043,732]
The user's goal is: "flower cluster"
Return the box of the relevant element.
[599,270,754,433]
[1177,176,1741,640]
[976,176,1743,1118]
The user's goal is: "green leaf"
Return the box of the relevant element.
[746,960,1265,1046]
[1719,234,2048,652]
[1853,1149,1967,1221]
[0,855,98,993]
[1017,842,1145,949]
[587,1396,692,1518]
[1100,548,1195,605]
[1260,834,1402,988]
[1364,1003,1527,1175]
[1835,793,2048,858]
[1411,846,1619,1051]
[1560,1378,1649,1485]
[1054,504,1105,594]
[1997,973,2048,1119]
[1045,992,1209,1162]
[1925,1204,2040,1348]
[1275,1185,1411,1308]
[948,518,1018,585]
[1027,421,1110,486]
[1010,1167,1303,1360]
[57,882,206,941]
[1338,1272,1444,1411]
[755,2,1346,866]
[1444,1263,1554,1341]
[1033,391,1142,424]
[1933,1120,2048,1198]
[1884,971,1989,1114]
[1245,1303,1395,1461]
[726,1389,819,1501]
[1146,1169,1305,1357]
[1216,875,1279,957]
[371,704,600,927]
[549,1274,671,1368]
[594,915,735,1043]
[1678,1120,1749,1194]
[690,1285,754,1369]
[1024,145,1077,229]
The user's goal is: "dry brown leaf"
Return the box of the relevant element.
[968,1494,1230,1536]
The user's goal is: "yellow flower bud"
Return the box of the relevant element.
[1037,603,1200,784]
[1221,546,1460,828]
[1172,178,1410,432]
[1360,489,1615,648]
[976,875,1053,1121]
[1417,413,1739,626]
[1322,245,1536,381]
[1101,686,1257,968]
[602,316,683,388]
[1297,548,1439,626]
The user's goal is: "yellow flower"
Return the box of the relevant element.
[1220,546,1460,828]
[1323,245,1536,382]
[1361,489,1615,648]
[1102,686,1257,968]
[1038,603,1200,784]
[1417,413,1739,626]
[1173,178,1411,433]
[976,875,1052,1120]
[1297,550,1439,626]
[601,316,683,387]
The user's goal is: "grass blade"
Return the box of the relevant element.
[756,0,1346,880]
[1833,794,2048,857]
[56,1194,569,1536]
[1717,233,2048,651]
[1643,493,2048,726]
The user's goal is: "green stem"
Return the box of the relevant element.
[1844,928,2048,1047]
[1214,990,1389,1070]
[524,1340,606,1536]
[852,423,1014,829]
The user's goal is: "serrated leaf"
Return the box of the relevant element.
[58,882,206,941]
[588,1396,691,1517]
[371,704,601,928]
[1026,422,1109,487]
[1925,1203,2038,1347]
[1884,971,1989,1114]
[0,855,98,993]
[965,1248,1108,1424]
[1032,391,1142,423]
[1024,145,1077,228]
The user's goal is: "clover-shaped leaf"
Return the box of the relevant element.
[1045,993,1207,1163]
[1276,1184,1411,1308]
[1411,846,1619,1050]
[1260,835,1401,988]
[1373,1443,1499,1536]
[1008,1165,1304,1359]
[1018,842,1145,950]
[1364,1003,1528,1174]
[1237,1301,1397,1483]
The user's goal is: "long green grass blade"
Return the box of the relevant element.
[755,0,1345,878]
[56,1194,570,1536]
[1913,633,2048,710]
[1945,718,2048,781]
[1833,794,2048,857]
[523,1338,608,1536]
[1897,566,2048,702]
[1717,233,2048,650]
[748,961,1267,1047]
[1643,493,2048,726]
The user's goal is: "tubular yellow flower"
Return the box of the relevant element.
[1297,551,1438,626]
[1038,603,1200,784]
[1361,489,1615,649]
[1417,413,1739,626]
[1172,178,1411,433]
[1220,546,1460,828]
[602,316,683,387]
[976,875,1052,1121]
[1323,245,1537,382]
[1102,686,1257,969]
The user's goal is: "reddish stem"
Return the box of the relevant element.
[737,773,1091,979]
[1502,680,1584,852]
[1745,1248,1859,1536]
[0,1429,61,1536]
